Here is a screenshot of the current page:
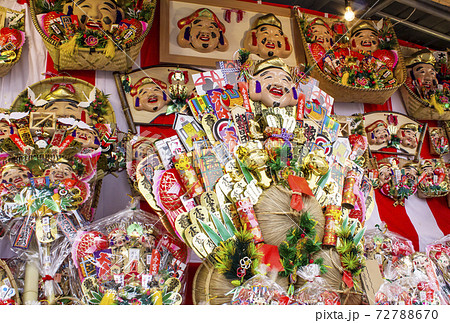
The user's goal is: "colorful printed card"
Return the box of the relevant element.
[310,86,334,115]
[192,70,227,95]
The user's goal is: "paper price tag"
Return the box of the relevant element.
[141,274,151,288]
[128,248,140,261]
[114,274,125,287]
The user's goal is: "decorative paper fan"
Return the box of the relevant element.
[73,231,109,262]
[156,169,186,212]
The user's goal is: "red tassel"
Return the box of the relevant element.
[224,9,231,24]
[285,37,291,51]
[236,10,243,23]
[42,275,54,282]
[252,31,257,46]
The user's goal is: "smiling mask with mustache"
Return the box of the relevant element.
[249,57,298,108]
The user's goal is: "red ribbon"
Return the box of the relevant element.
[222,9,244,23]
[42,275,54,282]
[288,175,313,212]
[50,83,76,94]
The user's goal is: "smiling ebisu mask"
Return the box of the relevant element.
[63,0,124,32]
[244,13,292,60]
[130,77,170,114]
[249,57,298,108]
[177,8,229,53]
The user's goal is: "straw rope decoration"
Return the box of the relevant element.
[193,184,367,305]
[193,186,326,305]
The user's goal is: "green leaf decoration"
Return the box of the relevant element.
[162,291,173,303]
[222,210,237,234]
[92,291,103,300]
[29,201,39,215]
[89,298,101,305]
[14,190,25,205]
[342,215,348,229]
[59,198,71,211]
[214,229,262,282]
[199,219,222,246]
[278,212,326,278]
[44,197,60,213]
[231,280,241,287]
[89,290,103,304]
[350,221,357,236]
[211,214,232,241]
[353,227,366,246]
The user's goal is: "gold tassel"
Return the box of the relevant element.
[60,36,78,57]
[104,39,115,59]
[151,291,163,305]
[429,95,444,115]
[341,72,349,86]
[99,291,116,305]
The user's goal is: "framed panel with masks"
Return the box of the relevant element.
[160,0,301,68]
[363,111,426,160]
[114,64,202,132]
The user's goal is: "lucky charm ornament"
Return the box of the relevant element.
[235,141,272,189]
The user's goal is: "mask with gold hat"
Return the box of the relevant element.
[244,13,292,59]
[249,57,298,108]
[405,49,438,95]
[396,123,418,149]
[349,21,379,54]
[28,83,93,123]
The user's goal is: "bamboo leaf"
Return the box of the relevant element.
[44,198,60,212]
[162,291,172,303]
[350,221,357,236]
[377,18,384,31]
[231,280,241,287]
[211,214,232,241]
[29,201,39,215]
[342,215,348,229]
[353,227,366,246]
[222,210,237,234]
[199,219,222,246]
[14,191,25,204]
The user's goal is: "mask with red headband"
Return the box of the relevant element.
[177,8,229,53]
[130,77,170,113]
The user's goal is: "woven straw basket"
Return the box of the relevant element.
[400,84,450,120]
[0,45,23,77]
[11,76,116,124]
[29,0,156,72]
[0,259,21,304]
[0,8,25,78]
[294,11,406,105]
[10,76,115,221]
